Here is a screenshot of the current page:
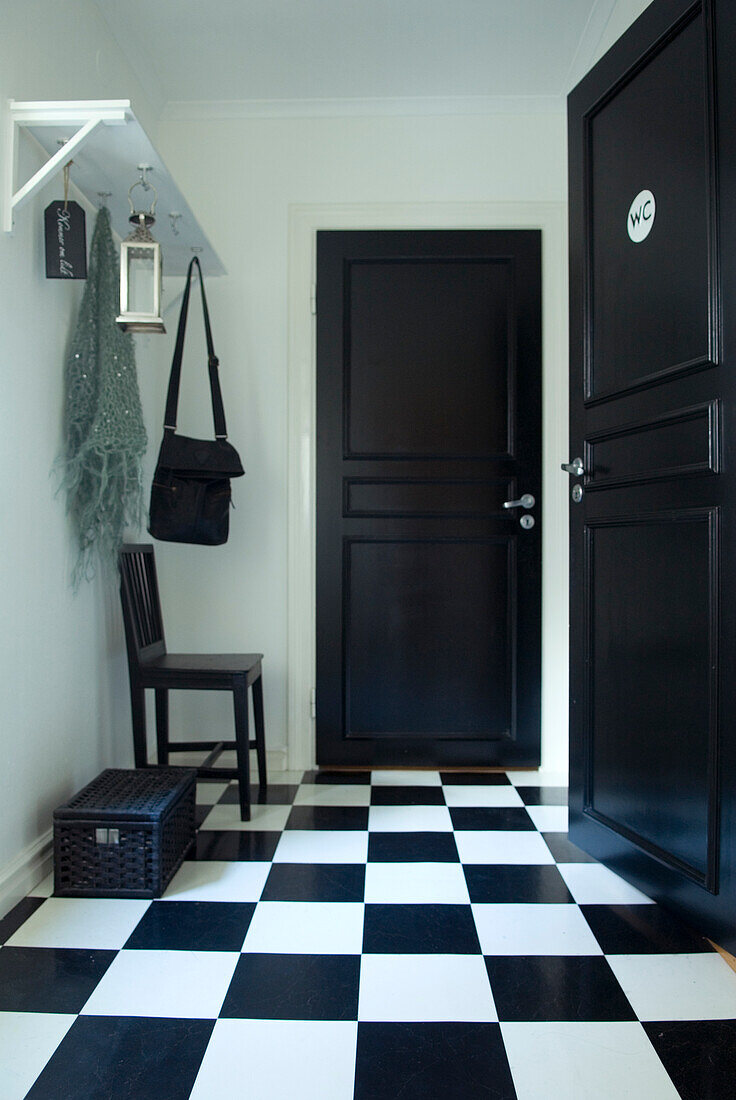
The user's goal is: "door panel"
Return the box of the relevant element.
[569,0,736,948]
[346,259,513,457]
[585,510,718,888]
[587,4,716,399]
[317,230,541,767]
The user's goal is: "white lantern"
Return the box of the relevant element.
[116,179,165,333]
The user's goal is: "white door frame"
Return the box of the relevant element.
[286,201,569,774]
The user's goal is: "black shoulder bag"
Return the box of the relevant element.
[148,256,244,545]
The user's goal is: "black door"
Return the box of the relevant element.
[568,0,736,950]
[316,230,541,767]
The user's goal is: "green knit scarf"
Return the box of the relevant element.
[57,206,147,588]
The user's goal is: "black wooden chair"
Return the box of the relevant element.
[118,543,266,821]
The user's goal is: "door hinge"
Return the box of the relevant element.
[310,687,317,720]
[310,283,317,315]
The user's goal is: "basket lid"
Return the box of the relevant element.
[54,768,197,822]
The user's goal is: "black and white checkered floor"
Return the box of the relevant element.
[2,768,736,1099]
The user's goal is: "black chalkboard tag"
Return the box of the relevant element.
[44,201,87,279]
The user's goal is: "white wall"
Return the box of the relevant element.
[593,0,653,64]
[0,0,159,912]
[154,109,570,774]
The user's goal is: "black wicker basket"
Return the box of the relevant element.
[53,768,197,899]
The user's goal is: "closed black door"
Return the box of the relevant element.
[568,0,736,950]
[316,230,541,767]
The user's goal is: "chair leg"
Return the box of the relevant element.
[128,682,148,768]
[233,677,252,821]
[155,690,169,767]
[252,673,267,789]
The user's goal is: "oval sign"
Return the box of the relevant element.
[627,189,656,243]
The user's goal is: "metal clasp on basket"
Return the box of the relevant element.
[95,828,120,845]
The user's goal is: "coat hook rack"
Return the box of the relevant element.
[3,99,225,274]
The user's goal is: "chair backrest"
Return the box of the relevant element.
[119,544,166,668]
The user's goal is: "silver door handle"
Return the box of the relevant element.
[561,457,584,476]
[503,493,535,509]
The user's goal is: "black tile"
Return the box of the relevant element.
[124,901,255,951]
[542,832,597,863]
[25,1015,214,1100]
[218,783,300,805]
[643,1020,736,1100]
[195,830,281,861]
[354,1022,515,1100]
[195,804,211,827]
[301,769,371,785]
[261,863,365,902]
[368,832,460,863]
[370,785,446,806]
[440,772,511,785]
[221,953,360,1020]
[285,805,369,830]
[485,955,637,1022]
[0,946,116,1013]
[449,807,535,831]
[363,903,480,954]
[464,865,573,904]
[0,895,45,944]
[580,903,715,955]
[517,786,568,806]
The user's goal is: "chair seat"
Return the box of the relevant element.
[139,653,263,690]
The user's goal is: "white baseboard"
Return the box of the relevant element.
[0,829,53,921]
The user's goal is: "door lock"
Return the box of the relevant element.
[572,484,583,503]
[503,493,535,510]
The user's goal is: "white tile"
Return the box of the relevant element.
[454,830,555,865]
[162,860,270,903]
[0,1012,76,1100]
[196,781,230,805]
[368,805,453,832]
[243,902,364,954]
[501,1022,681,1100]
[525,805,568,832]
[472,903,602,956]
[190,1019,358,1100]
[557,863,653,905]
[606,952,736,1021]
[294,784,371,807]
[371,770,442,786]
[81,949,239,1019]
[506,771,568,787]
[5,897,151,950]
[165,750,209,767]
[443,786,524,808]
[364,863,470,904]
[358,955,496,1022]
[199,802,292,832]
[272,770,310,784]
[272,830,368,864]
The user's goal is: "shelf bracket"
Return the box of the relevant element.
[3,99,131,233]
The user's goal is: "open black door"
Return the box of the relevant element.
[316,230,541,767]
[568,0,736,950]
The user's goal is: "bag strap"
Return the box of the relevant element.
[163,255,228,439]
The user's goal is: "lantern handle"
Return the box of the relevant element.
[127,177,157,218]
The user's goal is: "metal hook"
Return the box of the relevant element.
[137,164,153,191]
[169,212,182,237]
[127,177,158,220]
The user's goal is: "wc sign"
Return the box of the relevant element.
[627,189,656,243]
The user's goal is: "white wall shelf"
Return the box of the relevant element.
[3,99,225,276]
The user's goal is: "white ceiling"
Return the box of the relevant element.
[93,0,618,114]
